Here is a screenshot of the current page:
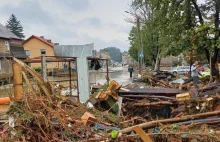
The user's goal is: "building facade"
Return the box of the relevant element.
[122,51,133,65]
[0,24,27,76]
[23,35,60,69]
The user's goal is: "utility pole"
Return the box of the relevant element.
[125,11,144,75]
[136,17,143,75]
[41,56,47,81]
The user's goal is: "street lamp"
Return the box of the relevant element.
[125,11,144,76]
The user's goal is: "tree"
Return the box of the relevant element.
[127,0,171,70]
[100,47,122,62]
[127,0,220,80]
[6,14,25,38]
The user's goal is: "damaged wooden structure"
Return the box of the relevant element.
[22,56,109,103]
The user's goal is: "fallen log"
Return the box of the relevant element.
[176,117,220,125]
[119,110,220,134]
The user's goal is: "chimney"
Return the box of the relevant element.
[55,43,59,45]
[40,36,44,39]
[47,39,51,43]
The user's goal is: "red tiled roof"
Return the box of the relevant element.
[24,35,55,47]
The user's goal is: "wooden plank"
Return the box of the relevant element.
[119,88,183,96]
[134,101,175,107]
[120,95,176,100]
[13,62,23,100]
[132,126,153,142]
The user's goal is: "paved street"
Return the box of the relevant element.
[89,66,132,86]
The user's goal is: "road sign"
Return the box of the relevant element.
[139,52,144,57]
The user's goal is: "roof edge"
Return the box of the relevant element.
[23,35,55,47]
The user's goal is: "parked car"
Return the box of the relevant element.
[170,66,190,75]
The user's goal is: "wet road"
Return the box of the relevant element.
[89,66,132,86]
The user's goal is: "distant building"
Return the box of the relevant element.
[23,35,60,68]
[0,23,27,75]
[160,54,186,67]
[95,51,111,60]
[122,51,133,65]
[160,56,179,66]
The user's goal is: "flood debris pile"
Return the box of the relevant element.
[6,95,104,141]
[115,71,220,141]
[2,58,124,142]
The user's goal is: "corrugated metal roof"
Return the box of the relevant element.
[54,43,94,57]
[0,23,20,39]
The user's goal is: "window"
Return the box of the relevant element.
[5,41,9,52]
[25,50,30,56]
[40,49,46,55]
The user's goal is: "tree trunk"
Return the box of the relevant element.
[154,48,160,71]
[213,0,220,81]
[210,56,213,82]
[204,48,210,63]
[191,0,204,24]
[193,0,220,80]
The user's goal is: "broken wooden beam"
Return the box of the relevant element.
[132,126,153,142]
[144,75,172,88]
[119,110,220,134]
[119,88,183,96]
[134,101,175,107]
[120,95,176,101]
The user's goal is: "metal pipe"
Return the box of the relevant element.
[41,56,47,80]
[69,61,72,96]
[106,59,109,85]
[75,59,80,102]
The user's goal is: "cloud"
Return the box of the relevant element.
[78,18,101,27]
[0,0,132,51]
[0,0,32,7]
[0,0,55,25]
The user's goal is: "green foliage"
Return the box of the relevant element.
[34,67,41,73]
[6,14,25,38]
[127,0,220,76]
[101,47,122,62]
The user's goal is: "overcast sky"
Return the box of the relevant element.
[0,0,132,51]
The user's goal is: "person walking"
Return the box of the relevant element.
[181,61,201,95]
[128,65,134,78]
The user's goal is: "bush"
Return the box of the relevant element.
[34,67,41,73]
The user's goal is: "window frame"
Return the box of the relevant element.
[25,50,30,56]
[40,49,46,55]
[5,41,9,52]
